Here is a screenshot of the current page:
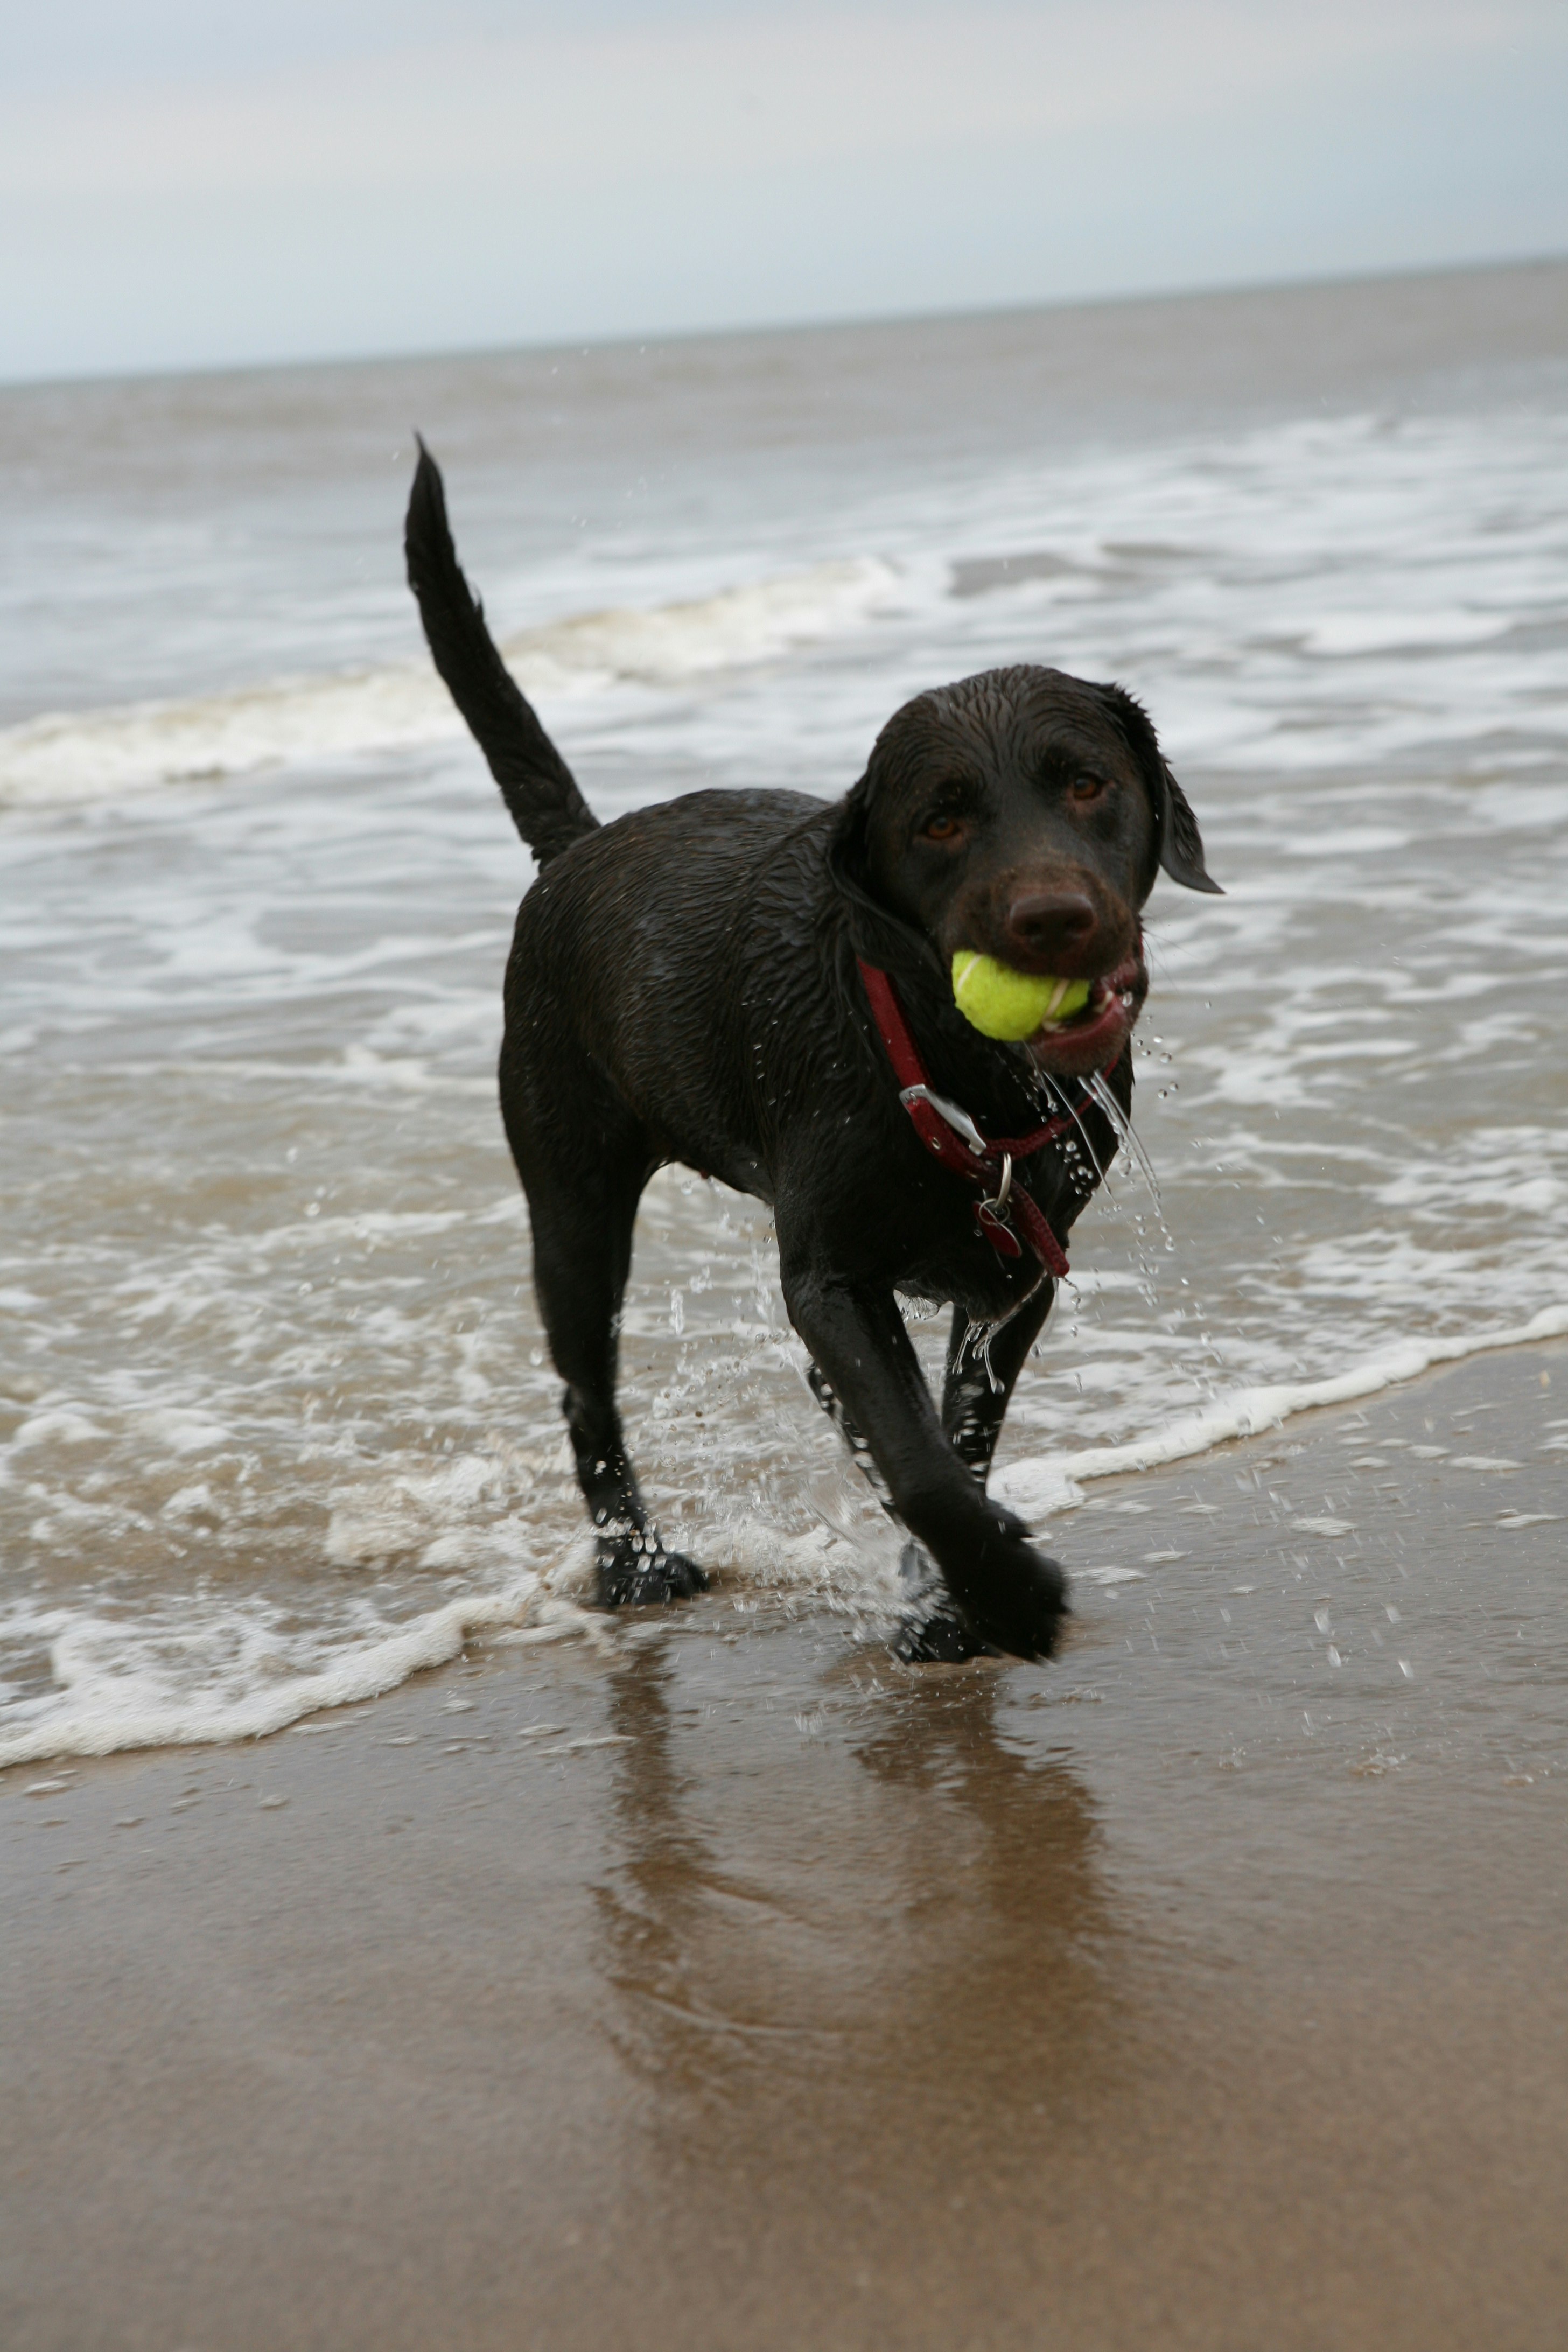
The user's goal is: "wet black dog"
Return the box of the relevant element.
[405,445,1219,1661]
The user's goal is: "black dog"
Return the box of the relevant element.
[405,445,1219,1662]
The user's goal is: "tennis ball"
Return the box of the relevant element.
[951,953,1091,1041]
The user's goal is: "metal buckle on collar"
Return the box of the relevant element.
[897,1083,990,1159]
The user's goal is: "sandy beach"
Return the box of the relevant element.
[5,1335,1564,2351]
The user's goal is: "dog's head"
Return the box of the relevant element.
[836,664,1220,1076]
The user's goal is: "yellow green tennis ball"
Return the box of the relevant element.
[950,953,1091,1041]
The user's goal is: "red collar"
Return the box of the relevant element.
[857,958,1113,1279]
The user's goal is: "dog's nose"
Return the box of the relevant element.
[1005,890,1098,965]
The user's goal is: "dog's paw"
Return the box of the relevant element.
[960,1539,1068,1662]
[891,1601,1002,1664]
[894,1539,998,1660]
[907,1501,1068,1662]
[596,1536,709,1609]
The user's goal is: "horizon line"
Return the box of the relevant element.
[4,246,1565,402]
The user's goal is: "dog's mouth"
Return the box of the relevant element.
[1025,953,1145,1073]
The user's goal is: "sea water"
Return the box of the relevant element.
[2,264,1566,1762]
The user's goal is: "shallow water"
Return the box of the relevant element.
[2,264,1566,1761]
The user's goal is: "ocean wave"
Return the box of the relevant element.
[992,1304,1568,1519]
[0,1572,587,1772]
[0,556,900,809]
[0,1509,886,1770]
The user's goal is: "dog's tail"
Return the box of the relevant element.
[404,438,599,865]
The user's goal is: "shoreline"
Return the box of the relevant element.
[8,1310,1567,1774]
[4,1338,1565,2350]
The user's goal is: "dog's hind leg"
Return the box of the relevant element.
[521,1143,708,1610]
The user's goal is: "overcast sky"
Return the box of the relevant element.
[2,0,1564,383]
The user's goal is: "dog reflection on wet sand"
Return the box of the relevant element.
[589,1635,1129,2129]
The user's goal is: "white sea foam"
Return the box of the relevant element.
[0,556,899,807]
[5,1295,1562,1770]
[0,1572,599,1769]
[993,1306,1568,1520]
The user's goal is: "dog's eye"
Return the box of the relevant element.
[921,813,965,843]
[1068,774,1109,803]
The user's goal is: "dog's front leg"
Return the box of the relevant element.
[779,1257,1066,1662]
[879,1285,1061,1630]
[940,1285,1056,1485]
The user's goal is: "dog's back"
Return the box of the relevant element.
[501,786,827,1200]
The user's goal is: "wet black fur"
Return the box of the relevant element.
[405,443,1219,1661]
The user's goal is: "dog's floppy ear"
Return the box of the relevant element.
[824,767,949,979]
[1158,762,1222,894]
[1098,684,1223,895]
[828,771,872,884]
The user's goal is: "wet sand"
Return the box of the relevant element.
[4,1340,1566,2352]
